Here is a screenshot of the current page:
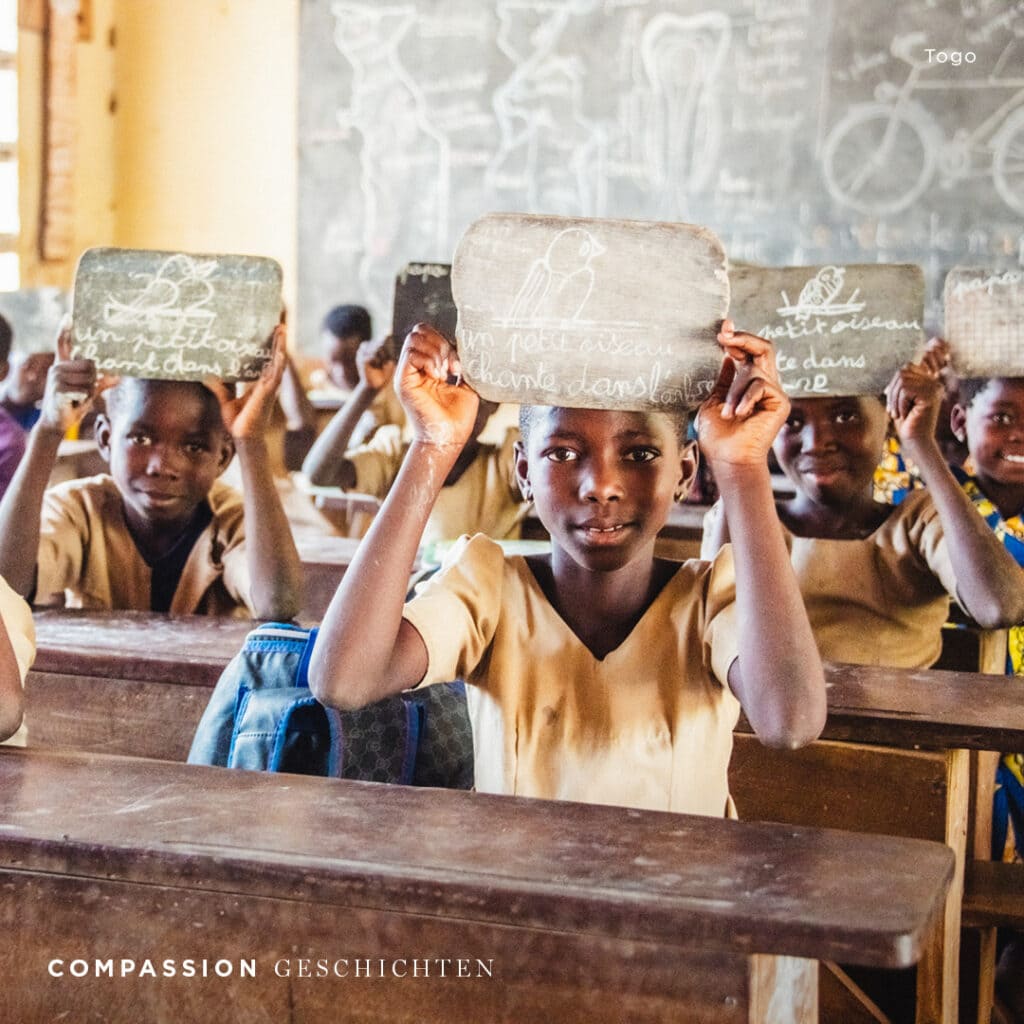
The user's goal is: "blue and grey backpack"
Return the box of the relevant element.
[188,622,473,789]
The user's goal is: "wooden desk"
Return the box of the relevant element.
[0,747,953,1024]
[293,531,364,621]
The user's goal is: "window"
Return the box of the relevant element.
[0,0,15,289]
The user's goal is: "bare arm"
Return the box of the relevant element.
[698,499,730,559]
[302,338,396,487]
[887,342,1024,628]
[0,326,99,597]
[700,323,827,749]
[277,352,319,471]
[309,325,478,710]
[0,612,23,740]
[207,327,303,621]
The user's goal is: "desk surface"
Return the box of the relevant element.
[0,747,951,968]
[31,611,1024,750]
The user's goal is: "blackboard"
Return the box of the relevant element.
[0,288,69,353]
[452,214,727,410]
[71,248,283,382]
[729,264,924,396]
[945,266,1024,377]
[298,1,1024,353]
[392,262,458,344]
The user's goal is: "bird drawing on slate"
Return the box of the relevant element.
[507,227,606,325]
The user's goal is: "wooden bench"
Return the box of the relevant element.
[731,657,1024,1024]
[0,746,953,1024]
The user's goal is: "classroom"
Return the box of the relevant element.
[0,1,1022,1022]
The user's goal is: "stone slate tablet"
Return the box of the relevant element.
[944,267,1024,379]
[0,288,69,354]
[392,262,458,346]
[729,264,925,397]
[71,248,283,382]
[452,214,728,412]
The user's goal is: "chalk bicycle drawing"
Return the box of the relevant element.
[822,35,1024,216]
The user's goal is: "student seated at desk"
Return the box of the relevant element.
[0,324,302,620]
[278,304,405,471]
[0,574,32,743]
[302,333,529,549]
[309,323,826,815]
[702,340,1024,670]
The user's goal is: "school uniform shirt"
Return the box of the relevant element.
[0,574,34,747]
[402,534,741,816]
[36,475,254,616]
[0,405,26,500]
[347,426,529,549]
[704,489,958,669]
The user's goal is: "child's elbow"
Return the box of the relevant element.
[965,593,1024,631]
[308,657,370,712]
[754,700,827,752]
[0,697,24,743]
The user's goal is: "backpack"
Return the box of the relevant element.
[187,622,473,789]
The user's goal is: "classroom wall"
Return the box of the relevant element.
[17,0,299,312]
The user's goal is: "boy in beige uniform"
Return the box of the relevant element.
[0,326,302,621]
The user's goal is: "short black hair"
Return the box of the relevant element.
[322,304,372,342]
[518,404,692,447]
[955,377,1024,409]
[0,314,12,363]
[103,378,225,430]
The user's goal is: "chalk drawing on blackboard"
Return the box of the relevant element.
[640,12,730,204]
[329,1,451,310]
[776,267,866,323]
[505,227,605,326]
[823,35,1024,216]
[102,254,217,331]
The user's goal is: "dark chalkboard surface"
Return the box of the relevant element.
[392,262,458,344]
[729,264,924,396]
[0,288,69,353]
[945,267,1024,377]
[452,214,728,411]
[298,1,1024,354]
[71,248,283,382]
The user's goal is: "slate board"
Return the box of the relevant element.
[944,267,1024,379]
[0,288,69,353]
[451,214,728,411]
[71,248,283,382]
[729,264,925,397]
[392,262,458,346]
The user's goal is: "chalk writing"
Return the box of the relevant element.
[944,265,1024,376]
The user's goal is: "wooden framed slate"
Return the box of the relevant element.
[71,248,283,382]
[729,264,925,397]
[0,288,69,353]
[392,262,458,346]
[944,267,1024,378]
[451,214,728,412]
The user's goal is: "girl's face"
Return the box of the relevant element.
[772,395,889,508]
[515,407,695,572]
[953,378,1024,491]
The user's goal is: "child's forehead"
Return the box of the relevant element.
[972,377,1024,406]
[110,380,223,431]
[528,405,679,440]
[789,394,884,415]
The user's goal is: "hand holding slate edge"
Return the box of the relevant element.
[356,335,397,392]
[885,336,949,460]
[697,319,790,472]
[41,317,118,436]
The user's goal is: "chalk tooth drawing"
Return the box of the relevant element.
[103,255,217,329]
[776,266,866,322]
[506,228,605,326]
[823,35,1024,216]
[330,2,451,313]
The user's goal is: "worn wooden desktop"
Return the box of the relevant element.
[0,747,953,1024]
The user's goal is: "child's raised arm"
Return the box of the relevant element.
[698,321,826,749]
[886,339,1024,628]
[205,325,303,621]
[301,336,396,488]
[309,324,480,710]
[0,323,102,598]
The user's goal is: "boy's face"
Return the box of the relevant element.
[772,395,888,507]
[322,330,363,391]
[515,406,695,572]
[953,379,1024,489]
[4,352,54,406]
[95,381,234,534]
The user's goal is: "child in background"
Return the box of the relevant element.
[309,323,826,815]
[0,324,302,620]
[948,373,1024,1016]
[702,340,1024,669]
[0,573,33,743]
[302,333,529,549]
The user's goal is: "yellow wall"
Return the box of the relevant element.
[18,0,299,311]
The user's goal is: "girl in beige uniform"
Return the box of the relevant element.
[309,322,826,816]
